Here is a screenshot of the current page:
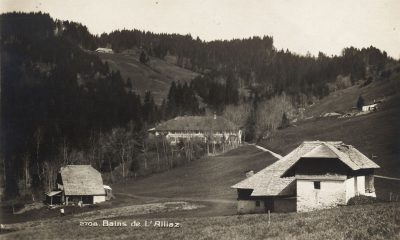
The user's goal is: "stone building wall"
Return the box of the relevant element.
[297,179,346,212]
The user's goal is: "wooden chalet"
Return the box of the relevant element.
[46,165,107,205]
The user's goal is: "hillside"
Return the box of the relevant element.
[304,67,400,117]
[108,76,400,204]
[94,49,199,104]
[112,145,276,200]
[259,86,400,200]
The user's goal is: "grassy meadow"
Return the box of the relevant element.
[2,202,400,240]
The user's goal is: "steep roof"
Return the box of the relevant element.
[232,141,379,197]
[60,165,105,196]
[155,116,238,132]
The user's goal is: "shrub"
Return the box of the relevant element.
[347,195,377,205]
[361,77,373,87]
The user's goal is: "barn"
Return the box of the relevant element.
[54,165,106,205]
[232,141,380,213]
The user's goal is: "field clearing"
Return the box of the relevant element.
[94,50,198,104]
[2,202,400,240]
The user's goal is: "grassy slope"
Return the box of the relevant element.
[112,145,277,201]
[94,49,198,104]
[259,81,400,200]
[111,146,278,218]
[305,77,400,117]
[4,202,400,240]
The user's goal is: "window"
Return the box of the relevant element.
[255,200,260,207]
[314,181,321,189]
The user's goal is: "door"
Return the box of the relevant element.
[264,197,274,212]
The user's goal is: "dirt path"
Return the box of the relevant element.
[249,143,283,159]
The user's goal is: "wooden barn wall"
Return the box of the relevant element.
[295,158,351,176]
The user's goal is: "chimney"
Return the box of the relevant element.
[246,170,254,178]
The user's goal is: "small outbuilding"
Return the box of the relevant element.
[362,104,378,112]
[56,165,107,205]
[232,141,380,213]
[95,48,114,54]
[104,185,113,200]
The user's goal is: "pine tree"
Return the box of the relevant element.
[139,50,148,64]
[357,95,365,110]
[280,113,289,129]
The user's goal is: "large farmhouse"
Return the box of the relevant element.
[232,141,379,213]
[46,165,108,205]
[152,115,242,147]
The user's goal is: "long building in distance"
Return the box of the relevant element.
[150,115,242,147]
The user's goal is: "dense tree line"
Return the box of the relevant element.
[98,29,392,103]
[162,81,202,119]
[191,71,239,112]
[0,12,157,197]
[40,12,394,105]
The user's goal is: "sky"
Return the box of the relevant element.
[1,0,400,58]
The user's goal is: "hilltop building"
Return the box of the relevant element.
[362,103,378,112]
[232,141,379,213]
[95,47,114,54]
[46,165,109,205]
[151,115,242,151]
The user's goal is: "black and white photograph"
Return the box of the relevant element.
[0,0,399,239]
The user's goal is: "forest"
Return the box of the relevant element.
[0,12,396,199]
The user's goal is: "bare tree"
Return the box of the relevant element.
[222,103,251,129]
[254,92,296,141]
[33,127,43,181]
[22,153,30,190]
[100,128,140,180]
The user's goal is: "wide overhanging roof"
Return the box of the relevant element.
[61,165,105,196]
[232,141,380,197]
